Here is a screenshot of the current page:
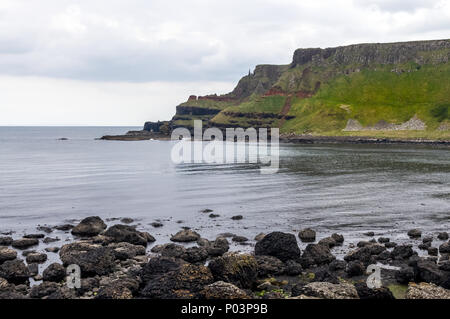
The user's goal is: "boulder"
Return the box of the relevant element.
[255,255,285,277]
[71,216,106,237]
[395,266,415,284]
[11,238,39,249]
[412,259,446,286]
[298,228,316,242]
[354,282,395,299]
[30,281,75,299]
[104,224,150,246]
[0,259,30,284]
[294,282,359,299]
[439,241,450,254]
[407,229,422,238]
[331,233,344,244]
[96,278,139,299]
[301,244,335,267]
[140,263,213,298]
[110,242,146,260]
[318,237,336,248]
[208,253,258,289]
[406,282,450,299]
[59,242,116,276]
[346,261,365,277]
[200,281,249,299]
[170,229,200,243]
[255,232,301,262]
[231,215,243,220]
[378,237,390,243]
[437,232,449,240]
[182,246,209,264]
[0,247,17,263]
[0,237,13,246]
[42,263,66,282]
[140,256,187,285]
[205,237,230,257]
[344,244,386,264]
[391,245,415,260]
[25,252,47,264]
[428,247,439,256]
[232,236,248,243]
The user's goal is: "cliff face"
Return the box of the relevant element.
[145,39,450,139]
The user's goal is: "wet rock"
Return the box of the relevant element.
[78,277,100,295]
[439,241,450,254]
[254,233,266,241]
[438,260,450,271]
[344,244,386,265]
[363,232,375,237]
[104,224,151,246]
[96,278,139,299]
[418,243,431,250]
[45,247,60,253]
[312,267,339,284]
[0,247,17,263]
[438,232,449,241]
[201,209,213,214]
[378,237,390,243]
[331,233,344,244]
[329,260,347,271]
[54,224,74,231]
[412,259,446,286]
[376,250,391,261]
[11,238,39,249]
[30,281,75,299]
[110,242,146,260]
[27,263,39,276]
[141,263,213,299]
[395,266,415,284]
[301,244,335,267]
[0,259,30,284]
[298,228,316,243]
[0,237,13,246]
[42,237,60,244]
[232,236,248,243]
[423,236,433,244]
[354,282,395,299]
[182,246,209,264]
[255,255,285,277]
[391,245,415,260]
[23,234,45,239]
[406,282,450,299]
[201,281,249,299]
[140,256,187,284]
[36,226,53,234]
[318,237,336,248]
[384,242,397,249]
[346,261,365,277]
[208,253,258,289]
[71,216,107,237]
[43,263,66,282]
[205,237,230,257]
[59,242,116,276]
[231,215,243,220]
[294,282,359,299]
[150,222,163,228]
[209,214,220,218]
[120,218,134,224]
[170,229,200,243]
[255,232,301,262]
[26,252,47,264]
[357,241,372,248]
[407,229,422,239]
[156,243,186,258]
[428,247,438,256]
[284,260,303,276]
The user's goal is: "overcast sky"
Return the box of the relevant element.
[1,0,449,126]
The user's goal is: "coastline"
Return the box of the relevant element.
[1,215,449,299]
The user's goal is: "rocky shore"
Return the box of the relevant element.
[1,216,449,299]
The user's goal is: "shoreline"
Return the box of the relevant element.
[1,215,449,299]
[99,130,450,146]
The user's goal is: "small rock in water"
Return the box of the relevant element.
[438,232,449,240]
[254,233,266,241]
[428,247,438,256]
[439,241,450,254]
[150,222,163,228]
[71,216,107,237]
[384,242,397,248]
[170,229,200,243]
[23,233,45,239]
[231,215,243,220]
[423,236,433,244]
[45,247,60,253]
[43,237,60,244]
[232,236,248,243]
[363,232,375,237]
[120,218,134,224]
[331,233,344,244]
[54,224,74,231]
[0,236,13,246]
[407,229,422,238]
[36,226,53,234]
[201,209,213,214]
[209,213,220,218]
[418,243,431,250]
[318,237,336,248]
[378,237,390,243]
[26,252,48,264]
[298,228,316,243]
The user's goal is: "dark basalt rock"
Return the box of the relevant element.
[0,236,13,246]
[96,278,139,299]
[30,282,75,299]
[255,255,285,277]
[156,243,186,259]
[182,246,209,264]
[59,242,116,277]
[140,256,187,285]
[0,259,30,284]
[231,215,243,220]
[208,253,258,289]
[284,260,303,276]
[140,263,214,299]
[438,232,449,240]
[200,281,249,299]
[71,216,106,237]
[312,266,340,284]
[23,234,45,239]
[27,263,39,276]
[170,229,200,243]
[384,242,397,249]
[205,237,230,257]
[110,242,146,260]
[331,233,344,244]
[298,228,316,242]
[378,237,390,243]
[301,244,336,267]
[354,282,395,299]
[25,252,47,264]
[0,247,17,264]
[104,224,151,246]
[54,224,74,231]
[439,241,450,254]
[407,229,422,239]
[346,261,365,277]
[428,247,438,256]
[11,238,39,249]
[391,245,415,260]
[43,263,66,282]
[412,259,448,287]
[395,266,415,284]
[344,244,386,265]
[255,232,301,262]
[318,237,336,248]
[232,236,248,243]
[329,260,347,271]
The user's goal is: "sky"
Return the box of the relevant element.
[0,0,449,126]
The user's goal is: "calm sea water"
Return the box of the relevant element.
[0,126,449,254]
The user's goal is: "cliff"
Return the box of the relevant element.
[145,39,450,139]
